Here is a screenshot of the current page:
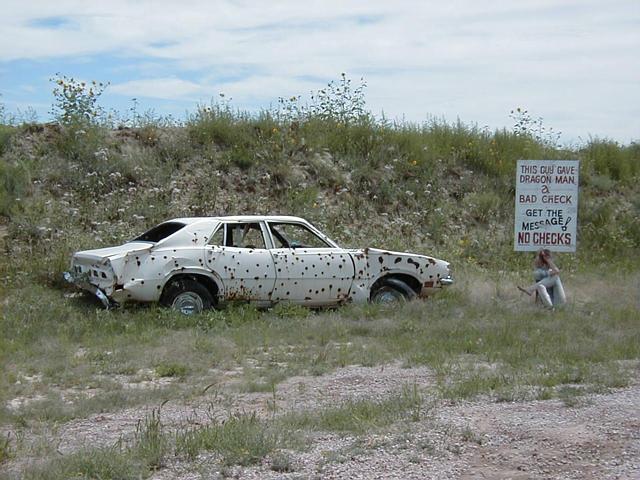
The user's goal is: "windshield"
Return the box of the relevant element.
[133,222,186,243]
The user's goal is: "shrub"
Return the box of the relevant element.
[0,158,29,217]
[50,74,109,126]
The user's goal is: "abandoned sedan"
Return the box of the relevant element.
[64,216,453,314]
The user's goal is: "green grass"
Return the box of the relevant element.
[282,383,424,433]
[175,412,283,465]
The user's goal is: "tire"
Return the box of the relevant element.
[161,278,214,315]
[370,278,416,304]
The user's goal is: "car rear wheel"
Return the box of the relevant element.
[161,278,214,315]
[370,278,416,304]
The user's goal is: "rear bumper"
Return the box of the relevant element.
[63,272,111,308]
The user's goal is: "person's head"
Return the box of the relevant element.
[535,248,552,267]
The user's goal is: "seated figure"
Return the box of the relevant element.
[519,248,566,308]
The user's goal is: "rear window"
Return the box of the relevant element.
[133,222,186,243]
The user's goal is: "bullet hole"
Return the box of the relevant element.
[141,281,144,285]
[151,257,155,261]
[286,292,290,295]
[394,257,402,264]
[378,257,384,264]
[156,285,161,289]
[246,269,250,273]
[254,276,259,280]
[321,288,325,292]
[137,261,141,267]
[278,268,282,272]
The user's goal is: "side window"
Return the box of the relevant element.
[207,224,224,246]
[225,223,266,249]
[269,223,330,249]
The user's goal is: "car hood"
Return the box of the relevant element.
[351,247,448,266]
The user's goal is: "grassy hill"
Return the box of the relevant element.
[1,79,639,290]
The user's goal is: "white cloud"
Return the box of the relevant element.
[110,77,206,100]
[2,0,639,141]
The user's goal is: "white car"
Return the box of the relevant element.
[65,216,453,314]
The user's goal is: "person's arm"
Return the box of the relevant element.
[547,258,560,276]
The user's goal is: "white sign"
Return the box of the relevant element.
[514,159,579,252]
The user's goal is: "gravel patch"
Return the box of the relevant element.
[3,363,639,479]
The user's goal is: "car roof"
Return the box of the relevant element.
[168,215,310,225]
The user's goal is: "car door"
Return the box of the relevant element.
[204,221,276,302]
[266,221,354,305]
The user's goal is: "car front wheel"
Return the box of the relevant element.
[161,278,214,315]
[370,278,416,304]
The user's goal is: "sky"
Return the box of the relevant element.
[1,0,639,144]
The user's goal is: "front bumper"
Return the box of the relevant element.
[63,271,111,308]
[440,274,454,286]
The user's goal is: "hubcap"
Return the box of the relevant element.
[171,292,204,315]
[372,287,405,304]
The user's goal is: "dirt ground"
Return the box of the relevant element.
[4,362,639,479]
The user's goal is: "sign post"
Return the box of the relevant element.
[514,159,579,252]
